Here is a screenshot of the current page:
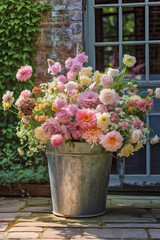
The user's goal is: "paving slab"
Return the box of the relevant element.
[6,232,39,239]
[106,223,160,228]
[0,232,8,240]
[102,214,156,223]
[15,221,67,228]
[0,222,9,232]
[8,226,43,232]
[27,197,50,206]
[83,228,148,239]
[149,229,160,239]
[41,228,82,239]
[22,206,52,213]
[0,213,31,221]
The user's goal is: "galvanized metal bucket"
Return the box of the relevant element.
[46,142,112,218]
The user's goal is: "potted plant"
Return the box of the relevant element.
[2,51,160,217]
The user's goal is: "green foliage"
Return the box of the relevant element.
[0,0,51,185]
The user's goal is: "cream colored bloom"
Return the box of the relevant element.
[129,95,141,101]
[93,70,102,84]
[118,143,134,157]
[79,67,93,77]
[97,112,110,131]
[123,54,136,67]
[80,75,92,86]
[134,143,143,151]
[34,127,48,142]
[107,68,119,77]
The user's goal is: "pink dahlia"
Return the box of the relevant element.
[51,134,64,147]
[55,98,67,110]
[67,71,75,81]
[16,65,32,81]
[42,118,60,138]
[121,121,129,129]
[111,112,120,123]
[100,130,124,152]
[132,118,143,128]
[57,75,67,83]
[58,82,65,93]
[76,52,88,63]
[56,108,72,124]
[20,90,31,98]
[137,99,147,112]
[82,126,101,146]
[76,109,97,130]
[77,91,100,109]
[67,122,83,140]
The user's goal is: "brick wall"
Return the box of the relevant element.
[34,0,83,86]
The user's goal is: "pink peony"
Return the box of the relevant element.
[113,93,121,107]
[60,125,70,140]
[137,99,147,112]
[65,57,74,69]
[100,130,124,152]
[16,65,32,81]
[77,91,100,109]
[95,104,108,114]
[65,82,78,92]
[131,129,142,143]
[99,89,116,106]
[70,61,82,74]
[68,104,78,116]
[147,98,153,109]
[20,90,31,98]
[132,118,143,128]
[55,98,67,110]
[67,122,83,140]
[48,59,61,75]
[155,88,160,98]
[51,134,64,147]
[111,112,120,123]
[121,121,129,129]
[76,52,88,63]
[100,74,114,88]
[76,109,97,130]
[56,108,72,124]
[57,75,67,83]
[42,118,60,138]
[150,135,159,145]
[82,126,101,146]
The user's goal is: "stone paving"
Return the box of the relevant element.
[0,195,160,239]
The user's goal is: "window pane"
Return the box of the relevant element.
[151,144,160,174]
[95,7,118,42]
[125,147,146,174]
[123,45,145,81]
[96,46,119,72]
[149,44,160,81]
[149,0,160,2]
[123,0,144,2]
[95,0,118,4]
[149,6,160,40]
[122,7,145,41]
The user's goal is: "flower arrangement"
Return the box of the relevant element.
[2,52,160,157]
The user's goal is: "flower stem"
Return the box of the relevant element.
[12,104,18,110]
[8,109,18,115]
[29,79,35,88]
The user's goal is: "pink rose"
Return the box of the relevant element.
[100,74,114,88]
[51,134,64,147]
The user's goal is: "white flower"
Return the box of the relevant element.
[2,90,14,107]
[131,129,142,143]
[150,135,159,145]
[107,68,119,77]
[123,54,136,67]
[99,89,116,106]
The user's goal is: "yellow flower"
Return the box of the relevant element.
[134,143,143,152]
[79,67,93,77]
[3,102,9,110]
[80,75,92,86]
[97,113,110,130]
[128,107,133,112]
[118,143,134,157]
[52,103,58,112]
[93,70,102,84]
[123,54,136,67]
[38,104,45,110]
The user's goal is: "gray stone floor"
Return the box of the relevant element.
[0,195,160,239]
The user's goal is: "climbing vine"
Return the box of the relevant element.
[0,0,51,184]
